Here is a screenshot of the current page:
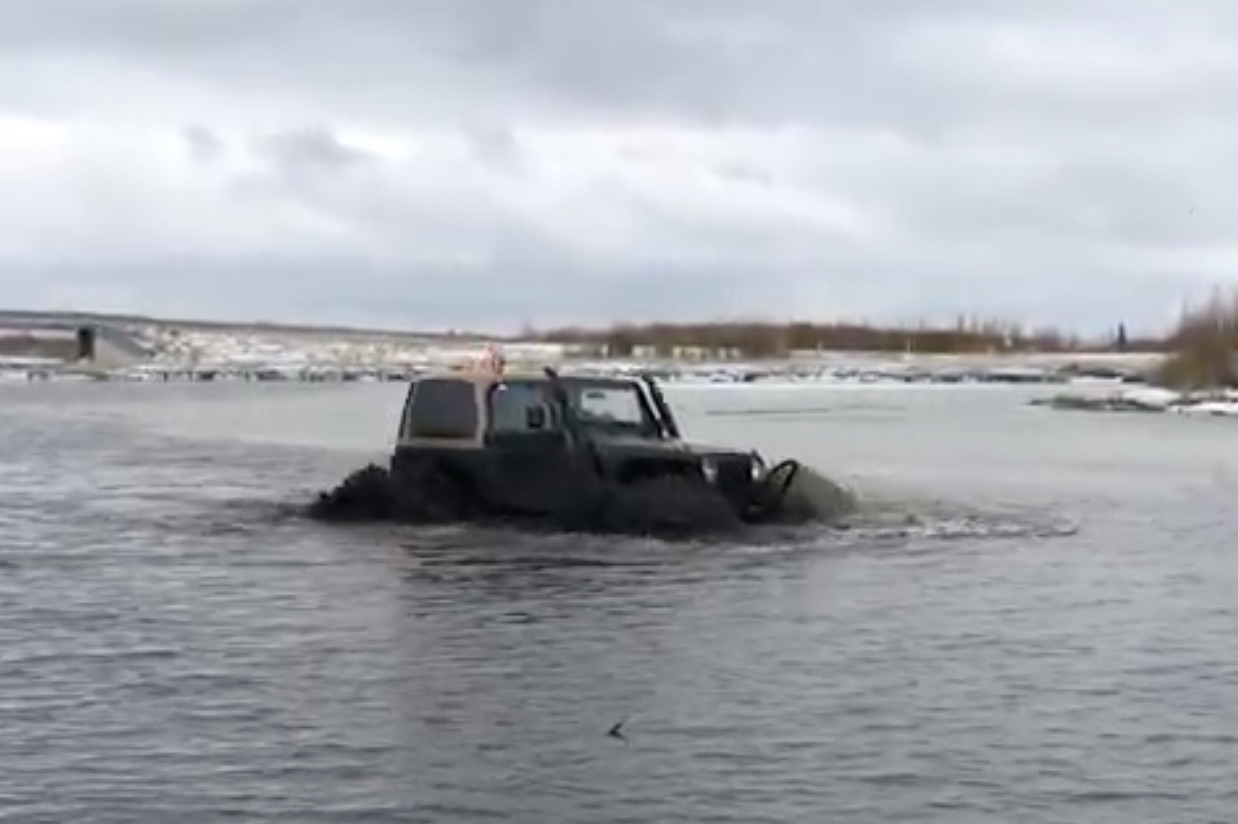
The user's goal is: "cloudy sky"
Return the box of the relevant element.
[1,0,1235,334]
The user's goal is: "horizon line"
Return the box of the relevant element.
[0,305,1163,343]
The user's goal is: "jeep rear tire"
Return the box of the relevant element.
[307,463,395,522]
[389,457,479,523]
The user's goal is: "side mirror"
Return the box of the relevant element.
[525,404,547,430]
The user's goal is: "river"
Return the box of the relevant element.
[2,379,1235,823]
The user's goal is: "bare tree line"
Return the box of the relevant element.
[529,316,1146,358]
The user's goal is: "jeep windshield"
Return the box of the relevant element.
[561,379,662,437]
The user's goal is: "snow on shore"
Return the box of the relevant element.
[1032,386,1238,417]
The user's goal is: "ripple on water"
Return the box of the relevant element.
[2,385,1237,822]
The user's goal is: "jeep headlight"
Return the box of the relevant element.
[701,458,719,483]
[749,451,766,480]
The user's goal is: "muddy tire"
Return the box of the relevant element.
[388,458,479,523]
[307,463,396,521]
[308,459,481,524]
[595,475,742,538]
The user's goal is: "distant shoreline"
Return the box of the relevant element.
[0,306,1170,388]
[0,306,1162,356]
[0,308,484,343]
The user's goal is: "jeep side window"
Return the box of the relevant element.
[488,381,557,433]
[403,378,478,439]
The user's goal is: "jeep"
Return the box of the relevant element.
[383,366,806,534]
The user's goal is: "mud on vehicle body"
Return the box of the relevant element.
[383,366,811,536]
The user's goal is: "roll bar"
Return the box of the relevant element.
[542,366,606,473]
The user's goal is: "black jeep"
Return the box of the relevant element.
[312,367,832,537]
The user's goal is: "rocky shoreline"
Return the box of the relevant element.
[1031,387,1238,417]
[0,354,1155,386]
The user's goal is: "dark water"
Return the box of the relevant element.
[2,380,1237,823]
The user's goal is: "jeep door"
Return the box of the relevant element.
[484,381,587,514]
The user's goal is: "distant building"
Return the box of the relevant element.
[631,344,658,359]
[671,345,710,360]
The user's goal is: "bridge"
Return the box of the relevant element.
[0,314,152,369]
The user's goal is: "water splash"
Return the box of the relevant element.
[303,460,860,539]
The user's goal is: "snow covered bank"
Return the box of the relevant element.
[1032,387,1238,417]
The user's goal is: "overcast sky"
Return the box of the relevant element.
[1,0,1235,334]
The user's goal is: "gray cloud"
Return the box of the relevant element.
[1,0,1237,333]
[253,127,372,174]
[181,125,225,163]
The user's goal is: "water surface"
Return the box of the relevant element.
[2,380,1236,823]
